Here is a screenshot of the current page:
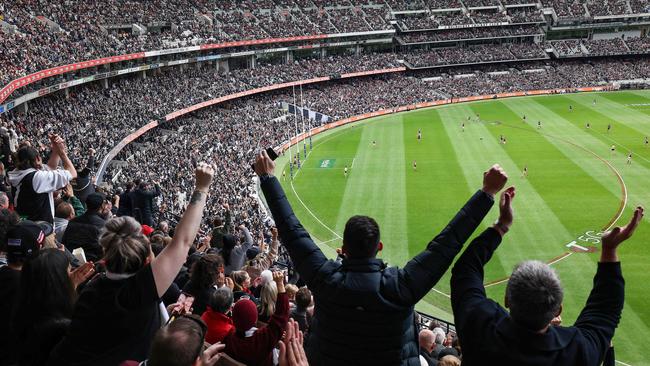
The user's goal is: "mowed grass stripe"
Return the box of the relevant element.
[333,116,409,266]
[525,96,650,215]
[550,93,650,171]
[501,97,624,226]
[486,99,619,317]
[438,102,582,312]
[401,108,472,308]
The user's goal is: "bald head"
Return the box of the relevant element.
[419,329,435,352]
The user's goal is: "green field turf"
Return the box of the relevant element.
[276,90,650,365]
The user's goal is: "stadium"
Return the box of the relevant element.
[0,0,649,365]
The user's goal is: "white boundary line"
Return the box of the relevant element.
[616,360,634,366]
[288,132,344,240]
[290,178,343,240]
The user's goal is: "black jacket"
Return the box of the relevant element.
[260,176,494,366]
[72,154,95,204]
[132,185,160,226]
[62,211,106,262]
[117,190,133,217]
[450,228,625,366]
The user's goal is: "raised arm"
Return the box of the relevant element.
[223,203,233,233]
[253,271,291,347]
[49,134,77,179]
[450,187,515,329]
[574,206,644,364]
[47,134,61,170]
[255,150,327,287]
[395,165,508,304]
[152,163,214,297]
[239,225,253,251]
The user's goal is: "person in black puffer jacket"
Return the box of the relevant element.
[255,151,508,366]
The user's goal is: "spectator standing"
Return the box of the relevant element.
[201,287,236,344]
[128,315,226,366]
[117,182,135,217]
[182,253,224,315]
[418,329,437,366]
[290,287,312,333]
[132,180,161,226]
[255,151,507,366]
[59,183,86,217]
[224,271,290,366]
[210,203,232,249]
[450,185,644,366]
[222,225,253,275]
[48,163,214,366]
[430,327,446,359]
[53,201,75,243]
[10,249,94,366]
[9,135,77,225]
[61,193,109,262]
[71,148,96,204]
[258,281,278,323]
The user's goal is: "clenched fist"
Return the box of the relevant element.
[482,164,508,196]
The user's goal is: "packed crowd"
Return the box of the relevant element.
[399,25,542,43]
[403,43,548,68]
[0,47,646,366]
[583,38,629,55]
[549,36,650,57]
[398,7,542,31]
[0,52,399,177]
[2,0,650,100]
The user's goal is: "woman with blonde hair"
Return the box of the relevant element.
[48,164,214,366]
[258,281,278,323]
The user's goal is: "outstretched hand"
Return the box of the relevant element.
[482,164,508,196]
[497,186,516,231]
[279,319,309,366]
[254,149,275,177]
[273,271,286,293]
[601,206,644,262]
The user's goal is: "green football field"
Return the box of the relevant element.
[276,90,650,365]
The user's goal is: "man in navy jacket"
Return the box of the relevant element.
[254,150,508,366]
[451,186,644,366]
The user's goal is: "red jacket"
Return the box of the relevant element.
[224,292,289,366]
[201,308,235,345]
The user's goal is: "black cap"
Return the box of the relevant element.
[6,220,51,262]
[246,247,260,260]
[85,192,107,211]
